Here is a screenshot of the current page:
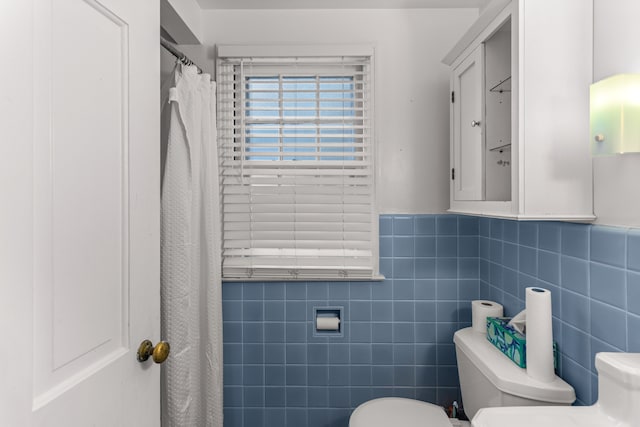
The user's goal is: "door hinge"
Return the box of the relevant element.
[451,91,455,103]
[451,168,455,180]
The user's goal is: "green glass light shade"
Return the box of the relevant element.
[590,74,640,156]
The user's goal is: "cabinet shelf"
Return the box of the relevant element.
[489,76,511,93]
[489,143,511,153]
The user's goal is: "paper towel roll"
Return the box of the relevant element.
[471,300,504,333]
[316,316,340,331]
[526,287,555,383]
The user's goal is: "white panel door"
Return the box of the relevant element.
[452,46,484,201]
[0,0,161,425]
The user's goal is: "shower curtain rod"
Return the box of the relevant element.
[161,36,203,74]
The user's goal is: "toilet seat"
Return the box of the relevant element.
[349,397,451,427]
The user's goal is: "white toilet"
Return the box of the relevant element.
[472,352,640,427]
[349,327,575,427]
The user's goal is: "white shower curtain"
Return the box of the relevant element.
[160,63,223,427]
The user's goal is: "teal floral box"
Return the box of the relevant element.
[486,317,558,370]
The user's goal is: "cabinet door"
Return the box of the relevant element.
[452,46,484,201]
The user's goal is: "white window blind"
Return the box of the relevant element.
[216,53,379,281]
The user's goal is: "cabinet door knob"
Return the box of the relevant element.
[471,120,481,127]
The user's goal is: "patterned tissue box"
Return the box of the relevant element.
[486,317,558,370]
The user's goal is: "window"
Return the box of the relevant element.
[217,47,379,280]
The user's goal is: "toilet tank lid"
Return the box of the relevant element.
[454,328,575,404]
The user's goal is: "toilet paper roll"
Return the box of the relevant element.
[316,316,340,331]
[526,287,555,383]
[471,300,504,333]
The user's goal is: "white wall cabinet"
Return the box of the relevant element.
[443,0,595,221]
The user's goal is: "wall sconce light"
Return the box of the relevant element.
[590,74,640,156]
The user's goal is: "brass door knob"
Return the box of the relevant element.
[137,339,170,364]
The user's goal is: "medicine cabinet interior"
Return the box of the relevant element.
[451,18,511,203]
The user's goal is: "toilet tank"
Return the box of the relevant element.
[453,328,575,419]
[595,352,640,425]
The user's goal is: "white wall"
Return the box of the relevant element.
[202,9,478,214]
[593,0,640,227]
[161,0,204,43]
[162,4,640,225]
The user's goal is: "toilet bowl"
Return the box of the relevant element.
[472,352,640,427]
[349,397,453,427]
[349,327,575,426]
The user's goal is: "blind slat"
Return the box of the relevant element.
[221,166,371,175]
[223,249,373,258]
[223,204,372,214]
[222,196,372,205]
[223,238,373,249]
[223,212,372,223]
[223,221,371,232]
[222,186,371,195]
[221,124,369,130]
[222,179,371,188]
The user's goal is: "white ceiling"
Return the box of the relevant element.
[196,0,489,10]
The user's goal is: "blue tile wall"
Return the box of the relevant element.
[222,215,478,427]
[223,214,639,426]
[478,218,639,406]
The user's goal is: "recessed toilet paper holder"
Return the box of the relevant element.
[313,307,343,337]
